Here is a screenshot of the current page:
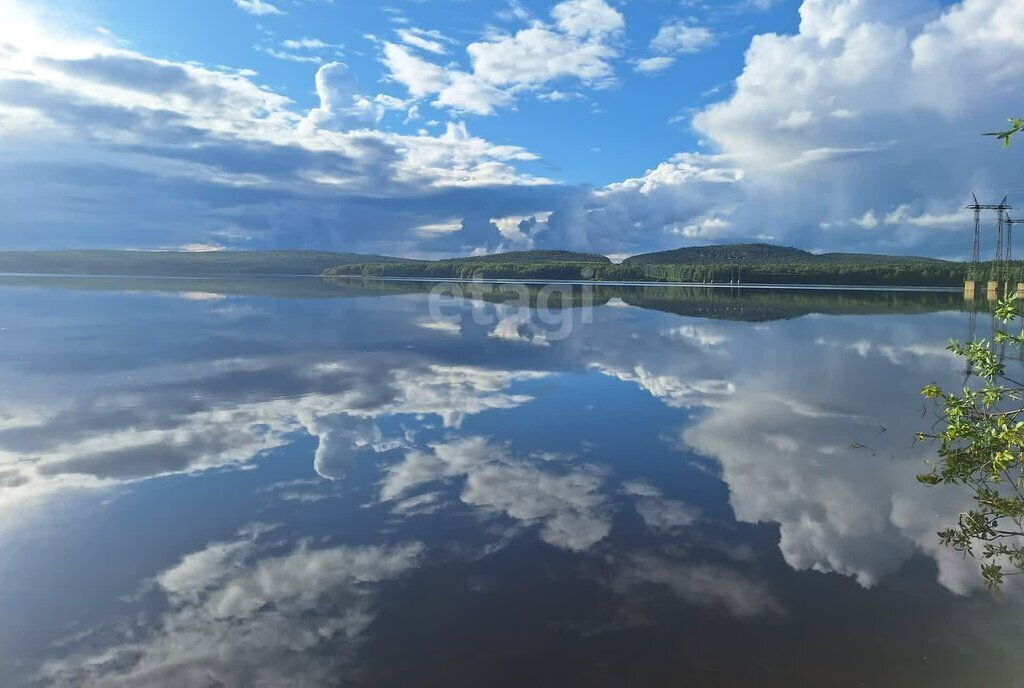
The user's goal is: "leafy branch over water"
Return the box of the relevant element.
[916,116,1024,589]
[918,294,1024,589]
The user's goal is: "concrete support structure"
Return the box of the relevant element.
[964,279,976,299]
[988,280,1001,299]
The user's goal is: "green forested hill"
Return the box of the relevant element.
[624,243,946,266]
[0,250,414,276]
[325,260,614,281]
[609,243,965,285]
[623,243,812,265]
[0,249,607,278]
[812,252,948,265]
[622,261,967,286]
[324,250,613,281]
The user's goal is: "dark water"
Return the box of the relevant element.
[0,277,1018,687]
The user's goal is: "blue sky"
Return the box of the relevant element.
[0,0,1019,258]
[37,0,798,186]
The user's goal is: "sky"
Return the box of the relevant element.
[0,0,1020,259]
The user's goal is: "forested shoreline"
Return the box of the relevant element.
[323,259,975,286]
[4,244,1014,287]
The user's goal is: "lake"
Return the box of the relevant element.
[0,276,1018,687]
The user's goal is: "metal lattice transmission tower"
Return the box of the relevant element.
[967,193,983,279]
[1006,215,1024,279]
[996,208,1005,282]
[965,194,1012,282]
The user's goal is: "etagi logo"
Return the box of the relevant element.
[427,269,596,342]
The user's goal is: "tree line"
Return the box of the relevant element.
[324,259,988,287]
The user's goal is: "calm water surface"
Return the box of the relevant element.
[0,277,1018,687]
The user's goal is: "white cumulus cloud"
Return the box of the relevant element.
[233,0,283,17]
[380,0,624,115]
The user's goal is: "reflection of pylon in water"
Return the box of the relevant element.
[1004,216,1024,363]
[1006,215,1024,290]
[964,299,978,378]
[992,311,1007,362]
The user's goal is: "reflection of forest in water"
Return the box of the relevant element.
[0,274,980,322]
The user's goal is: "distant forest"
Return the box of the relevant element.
[324,259,983,287]
[322,243,1016,287]
[2,244,1018,287]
